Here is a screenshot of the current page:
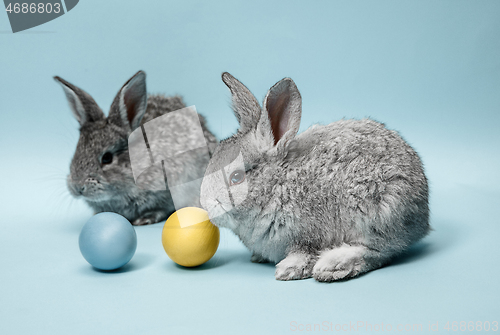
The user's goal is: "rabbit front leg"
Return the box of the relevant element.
[275,251,317,281]
[313,244,380,282]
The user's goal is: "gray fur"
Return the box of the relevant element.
[55,71,218,225]
[200,72,430,282]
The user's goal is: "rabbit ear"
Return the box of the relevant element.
[54,76,104,126]
[222,72,261,133]
[260,78,302,150]
[109,71,147,132]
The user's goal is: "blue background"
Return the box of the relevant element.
[1,1,499,334]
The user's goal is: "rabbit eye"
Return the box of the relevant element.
[101,152,113,165]
[229,170,245,186]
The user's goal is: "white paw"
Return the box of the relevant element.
[275,253,314,281]
[312,245,366,282]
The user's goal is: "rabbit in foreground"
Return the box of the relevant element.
[55,71,217,225]
[200,73,430,282]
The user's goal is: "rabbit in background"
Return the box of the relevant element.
[55,71,217,225]
[200,72,430,282]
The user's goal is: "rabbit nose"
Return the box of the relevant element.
[82,177,99,187]
[79,177,100,193]
[85,177,99,184]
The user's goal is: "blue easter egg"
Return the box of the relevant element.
[79,212,137,270]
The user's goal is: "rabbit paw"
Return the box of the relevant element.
[132,211,169,226]
[132,217,156,226]
[275,253,314,281]
[312,245,366,282]
[251,253,270,263]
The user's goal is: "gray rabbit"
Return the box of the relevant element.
[200,73,430,282]
[56,71,217,225]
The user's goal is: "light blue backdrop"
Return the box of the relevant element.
[1,1,499,334]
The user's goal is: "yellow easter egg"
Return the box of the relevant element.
[162,207,220,267]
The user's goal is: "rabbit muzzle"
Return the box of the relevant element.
[67,174,110,201]
[201,198,237,230]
